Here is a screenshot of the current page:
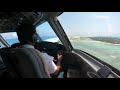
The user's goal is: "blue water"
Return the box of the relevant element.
[5,36,120,46]
[5,36,57,46]
[41,36,57,40]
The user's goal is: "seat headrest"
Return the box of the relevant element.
[8,48,50,78]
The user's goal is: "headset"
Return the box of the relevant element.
[32,33,38,43]
[32,24,40,43]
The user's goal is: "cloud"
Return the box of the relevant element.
[93,14,110,19]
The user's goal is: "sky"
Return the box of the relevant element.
[0,32,18,39]
[36,22,57,38]
[1,12,120,40]
[58,12,120,37]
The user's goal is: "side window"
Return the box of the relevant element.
[0,32,19,46]
[36,22,61,43]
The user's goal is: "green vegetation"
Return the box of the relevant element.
[89,37,120,44]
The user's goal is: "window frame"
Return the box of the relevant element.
[0,35,10,48]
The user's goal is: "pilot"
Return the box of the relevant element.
[13,23,63,77]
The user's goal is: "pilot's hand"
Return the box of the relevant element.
[57,53,63,61]
[58,51,62,55]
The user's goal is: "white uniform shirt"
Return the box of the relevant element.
[40,52,57,74]
[20,44,57,74]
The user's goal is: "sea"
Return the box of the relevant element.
[4,36,57,46]
[3,36,120,46]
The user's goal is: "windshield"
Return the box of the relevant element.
[58,12,120,71]
[36,21,61,43]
